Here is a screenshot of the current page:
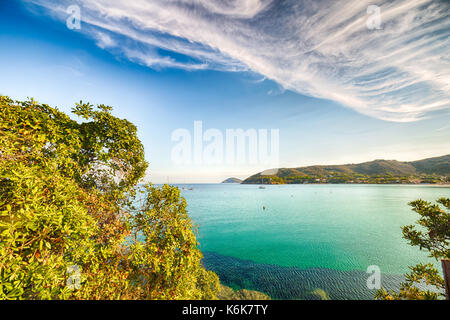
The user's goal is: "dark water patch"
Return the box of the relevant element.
[202,251,406,300]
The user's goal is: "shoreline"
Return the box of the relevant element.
[167,183,450,187]
[240,183,450,186]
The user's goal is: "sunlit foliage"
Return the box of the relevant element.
[375,198,449,300]
[0,96,219,299]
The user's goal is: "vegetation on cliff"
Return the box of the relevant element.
[218,285,271,300]
[0,96,219,299]
[376,198,449,300]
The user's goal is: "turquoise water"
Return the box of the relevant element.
[176,184,449,299]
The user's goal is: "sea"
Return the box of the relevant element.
[174,183,449,300]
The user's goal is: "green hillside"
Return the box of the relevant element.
[242,155,450,184]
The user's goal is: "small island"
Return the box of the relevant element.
[222,177,243,184]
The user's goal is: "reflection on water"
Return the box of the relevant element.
[203,251,407,300]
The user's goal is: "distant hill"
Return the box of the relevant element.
[411,154,450,175]
[242,154,450,184]
[222,177,243,183]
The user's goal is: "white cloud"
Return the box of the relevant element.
[123,47,208,70]
[94,31,115,48]
[183,0,272,18]
[24,0,450,121]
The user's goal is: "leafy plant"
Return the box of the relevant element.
[0,95,219,299]
[375,198,449,300]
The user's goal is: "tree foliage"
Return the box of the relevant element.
[375,198,449,300]
[0,95,219,299]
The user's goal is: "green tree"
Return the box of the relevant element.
[0,95,219,299]
[375,198,449,300]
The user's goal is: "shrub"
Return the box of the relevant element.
[0,96,219,299]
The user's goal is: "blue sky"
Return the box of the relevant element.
[1,0,449,183]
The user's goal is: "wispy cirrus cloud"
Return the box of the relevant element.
[23,0,450,121]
